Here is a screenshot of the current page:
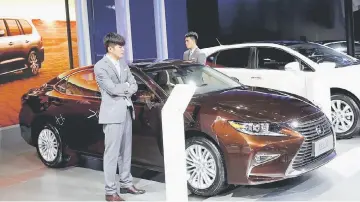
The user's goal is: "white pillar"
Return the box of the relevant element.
[75,0,92,66]
[154,0,169,60]
[162,84,195,202]
[115,0,133,63]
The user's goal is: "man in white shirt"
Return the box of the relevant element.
[94,32,145,202]
[183,31,206,65]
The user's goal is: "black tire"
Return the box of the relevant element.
[186,136,228,197]
[331,94,360,139]
[35,124,65,168]
[24,50,40,76]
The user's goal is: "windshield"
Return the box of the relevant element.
[288,43,360,67]
[146,65,242,95]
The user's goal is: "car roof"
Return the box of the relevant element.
[57,59,200,79]
[252,40,307,46]
[0,16,32,21]
[201,40,323,53]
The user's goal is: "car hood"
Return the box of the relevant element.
[193,86,321,123]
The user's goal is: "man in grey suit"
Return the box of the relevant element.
[183,31,206,65]
[94,32,145,202]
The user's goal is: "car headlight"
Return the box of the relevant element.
[228,121,287,136]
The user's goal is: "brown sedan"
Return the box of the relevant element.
[19,60,336,197]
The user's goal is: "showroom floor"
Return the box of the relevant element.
[1,126,360,201]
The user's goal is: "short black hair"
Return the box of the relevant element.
[103,32,126,52]
[185,31,198,42]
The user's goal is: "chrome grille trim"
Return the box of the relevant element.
[290,114,335,169]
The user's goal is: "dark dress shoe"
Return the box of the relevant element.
[105,193,125,201]
[120,186,146,195]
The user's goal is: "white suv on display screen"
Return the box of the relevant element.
[202,41,360,139]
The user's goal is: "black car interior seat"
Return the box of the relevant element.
[154,70,173,94]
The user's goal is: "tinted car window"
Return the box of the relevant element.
[147,65,241,95]
[0,20,7,37]
[5,19,21,36]
[55,79,67,93]
[206,52,218,67]
[132,73,160,103]
[133,73,148,91]
[66,70,100,97]
[289,43,359,67]
[257,48,296,70]
[215,48,250,68]
[18,19,32,35]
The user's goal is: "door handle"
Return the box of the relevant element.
[251,76,262,80]
[8,42,13,46]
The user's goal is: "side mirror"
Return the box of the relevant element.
[285,61,301,71]
[231,77,239,82]
[0,29,5,37]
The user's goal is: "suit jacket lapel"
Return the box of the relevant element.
[192,48,200,58]
[103,56,120,81]
[189,48,199,60]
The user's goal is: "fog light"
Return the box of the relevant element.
[254,152,280,165]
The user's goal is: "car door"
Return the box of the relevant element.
[17,19,34,60]
[0,19,9,74]
[252,47,308,98]
[3,19,24,66]
[207,47,259,86]
[130,73,164,168]
[48,69,102,153]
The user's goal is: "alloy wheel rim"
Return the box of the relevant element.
[186,144,217,189]
[331,99,355,134]
[38,129,59,162]
[29,53,39,74]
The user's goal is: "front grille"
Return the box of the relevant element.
[291,114,334,169]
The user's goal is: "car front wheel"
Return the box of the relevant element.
[186,136,228,197]
[331,94,360,139]
[36,124,65,168]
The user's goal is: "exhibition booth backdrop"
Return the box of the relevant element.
[0,0,78,127]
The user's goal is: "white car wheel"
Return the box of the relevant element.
[185,137,228,197]
[38,128,59,162]
[331,94,360,139]
[36,124,65,168]
[186,144,217,190]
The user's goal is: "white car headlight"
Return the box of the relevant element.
[228,121,287,136]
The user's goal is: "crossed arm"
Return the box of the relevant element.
[94,64,138,97]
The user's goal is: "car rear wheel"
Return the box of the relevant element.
[331,94,360,139]
[36,124,65,168]
[186,136,228,197]
[24,50,40,76]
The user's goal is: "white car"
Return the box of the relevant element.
[202,41,360,139]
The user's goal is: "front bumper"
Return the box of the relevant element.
[216,113,336,185]
[247,149,336,185]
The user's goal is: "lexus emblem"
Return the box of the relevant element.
[316,125,323,135]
